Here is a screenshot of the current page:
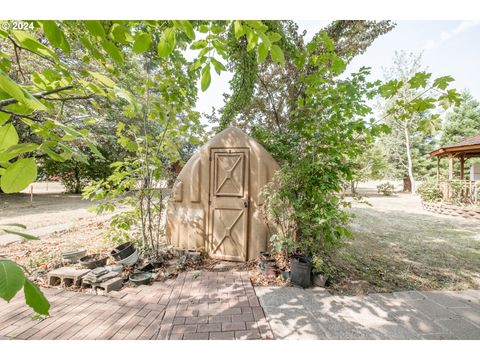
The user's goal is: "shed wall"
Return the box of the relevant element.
[166,127,279,261]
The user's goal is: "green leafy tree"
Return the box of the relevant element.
[215,20,395,131]
[0,20,282,192]
[40,147,113,193]
[243,32,458,267]
[37,53,149,193]
[254,31,390,258]
[376,51,461,192]
[0,20,286,314]
[348,143,389,194]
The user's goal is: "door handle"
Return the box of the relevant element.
[243,200,248,208]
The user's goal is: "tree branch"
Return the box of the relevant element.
[7,35,55,64]
[257,73,282,131]
[0,86,74,108]
[42,94,94,102]
[368,85,435,129]
[9,38,27,82]
[0,108,38,121]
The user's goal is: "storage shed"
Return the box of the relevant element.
[166,126,279,261]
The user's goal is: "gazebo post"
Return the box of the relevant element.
[460,155,466,202]
[460,155,465,180]
[436,156,440,184]
[448,154,453,180]
[448,155,453,200]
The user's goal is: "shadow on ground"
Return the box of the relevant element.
[255,286,480,340]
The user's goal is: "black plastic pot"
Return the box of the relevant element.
[187,249,201,262]
[261,258,274,269]
[290,255,312,288]
[79,254,108,269]
[110,242,135,261]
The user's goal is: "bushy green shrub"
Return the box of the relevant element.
[417,180,443,203]
[377,182,395,196]
[41,149,114,194]
[312,254,325,274]
[449,181,467,206]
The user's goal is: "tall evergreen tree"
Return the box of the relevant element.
[441,91,480,145]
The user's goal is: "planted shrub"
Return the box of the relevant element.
[417,180,443,203]
[377,182,395,196]
[449,181,468,206]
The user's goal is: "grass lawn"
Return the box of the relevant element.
[328,187,480,295]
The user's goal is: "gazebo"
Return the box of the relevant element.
[429,133,480,204]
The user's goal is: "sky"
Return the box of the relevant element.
[194,21,480,120]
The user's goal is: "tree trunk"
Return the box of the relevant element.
[350,180,356,195]
[403,175,411,192]
[404,126,416,193]
[74,166,81,194]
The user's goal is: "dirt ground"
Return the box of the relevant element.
[1,182,102,233]
[0,182,118,273]
[329,183,480,295]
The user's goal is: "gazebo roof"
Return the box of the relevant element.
[429,133,480,158]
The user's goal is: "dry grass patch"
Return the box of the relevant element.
[328,193,480,295]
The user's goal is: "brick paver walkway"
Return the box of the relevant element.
[3,269,478,340]
[0,271,274,340]
[256,287,480,340]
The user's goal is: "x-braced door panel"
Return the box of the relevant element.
[208,149,249,261]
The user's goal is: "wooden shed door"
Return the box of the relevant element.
[208,148,249,261]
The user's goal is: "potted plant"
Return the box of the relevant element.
[186,249,201,262]
[264,261,279,278]
[267,234,309,286]
[139,245,165,270]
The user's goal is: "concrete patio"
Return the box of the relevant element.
[256,287,480,340]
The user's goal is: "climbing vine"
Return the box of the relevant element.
[218,20,289,129]
[219,30,258,129]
